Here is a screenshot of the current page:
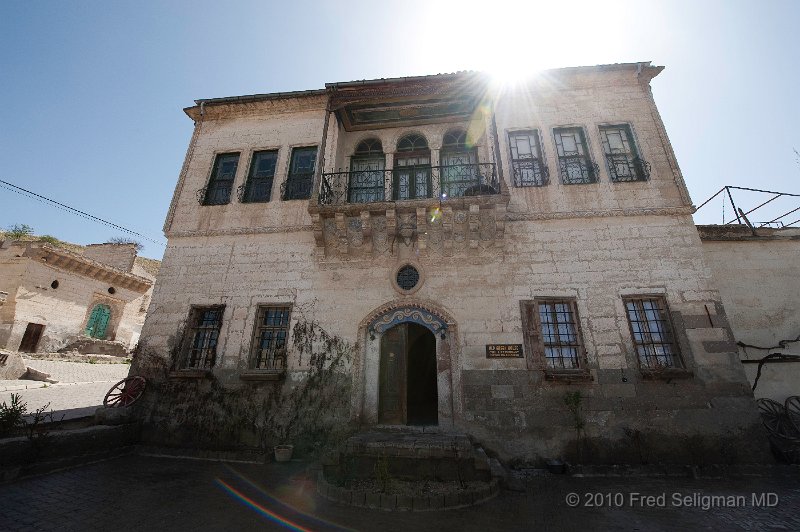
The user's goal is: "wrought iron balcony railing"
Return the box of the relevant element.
[512,159,550,187]
[281,174,314,201]
[319,163,498,205]
[605,155,651,182]
[196,184,232,206]
[558,156,600,185]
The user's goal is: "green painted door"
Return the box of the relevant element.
[85,304,111,339]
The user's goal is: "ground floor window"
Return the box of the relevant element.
[623,296,681,369]
[250,305,291,369]
[521,298,586,370]
[183,306,224,369]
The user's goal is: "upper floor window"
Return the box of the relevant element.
[623,296,682,369]
[349,139,385,203]
[203,153,239,205]
[521,298,586,371]
[599,125,648,182]
[241,150,278,203]
[440,129,480,198]
[509,130,548,187]
[394,134,431,200]
[250,305,291,370]
[182,306,224,369]
[282,146,317,200]
[553,128,597,185]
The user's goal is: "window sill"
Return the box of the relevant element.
[169,369,213,379]
[640,368,693,381]
[239,370,285,382]
[544,370,593,383]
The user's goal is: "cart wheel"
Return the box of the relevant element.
[104,376,146,408]
[786,396,800,432]
[757,398,791,436]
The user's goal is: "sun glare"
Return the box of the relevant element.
[422,0,624,87]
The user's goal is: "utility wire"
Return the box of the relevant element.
[0,178,166,247]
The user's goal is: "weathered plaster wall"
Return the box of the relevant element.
[83,243,137,272]
[700,227,800,403]
[0,244,152,352]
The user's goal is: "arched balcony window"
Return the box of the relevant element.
[440,129,480,198]
[394,134,432,200]
[349,138,386,203]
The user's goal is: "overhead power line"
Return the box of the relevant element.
[0,178,166,247]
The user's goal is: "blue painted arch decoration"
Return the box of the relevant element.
[370,305,447,335]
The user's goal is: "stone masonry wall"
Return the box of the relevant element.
[700,227,800,403]
[137,66,767,463]
[138,213,767,463]
[83,243,138,272]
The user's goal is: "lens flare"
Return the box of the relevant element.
[216,479,312,532]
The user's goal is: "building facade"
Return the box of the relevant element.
[698,225,800,403]
[0,242,155,353]
[137,63,769,463]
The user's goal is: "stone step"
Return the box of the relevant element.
[324,430,494,483]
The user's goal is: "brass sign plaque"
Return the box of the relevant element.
[486,344,523,358]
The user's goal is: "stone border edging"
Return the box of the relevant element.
[316,471,499,511]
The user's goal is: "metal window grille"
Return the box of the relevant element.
[553,128,596,184]
[440,149,478,198]
[282,147,317,200]
[202,154,239,205]
[184,306,224,369]
[509,130,548,187]
[393,154,432,200]
[599,125,648,182]
[624,297,681,369]
[241,150,278,203]
[251,305,291,369]
[349,143,386,203]
[396,265,420,291]
[537,300,583,369]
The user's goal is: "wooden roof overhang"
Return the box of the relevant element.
[24,245,153,294]
[326,72,490,132]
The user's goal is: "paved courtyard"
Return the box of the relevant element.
[0,359,130,420]
[0,454,798,531]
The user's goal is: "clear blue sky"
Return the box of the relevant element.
[1,0,798,259]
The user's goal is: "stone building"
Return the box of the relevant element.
[698,225,800,403]
[0,241,155,354]
[137,62,771,462]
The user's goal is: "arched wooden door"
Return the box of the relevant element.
[379,322,438,425]
[85,304,111,339]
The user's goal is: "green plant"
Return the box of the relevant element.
[374,454,391,492]
[106,237,144,252]
[563,391,586,463]
[0,393,27,437]
[37,234,62,245]
[24,402,63,453]
[5,224,34,240]
[88,357,97,364]
[258,319,355,455]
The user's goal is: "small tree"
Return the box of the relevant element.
[563,391,586,463]
[5,224,33,240]
[106,237,144,252]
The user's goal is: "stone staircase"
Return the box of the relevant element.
[318,430,501,510]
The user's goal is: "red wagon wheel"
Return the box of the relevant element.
[104,376,146,408]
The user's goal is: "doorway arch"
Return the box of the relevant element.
[355,300,460,429]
